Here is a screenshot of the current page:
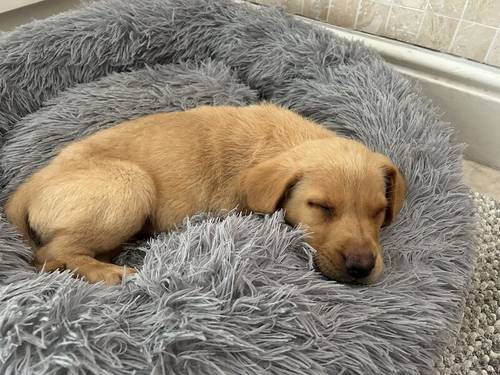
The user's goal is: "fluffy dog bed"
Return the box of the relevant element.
[0,0,475,374]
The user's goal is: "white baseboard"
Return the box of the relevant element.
[303,19,500,170]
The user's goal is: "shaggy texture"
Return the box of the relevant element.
[437,193,499,375]
[0,0,475,374]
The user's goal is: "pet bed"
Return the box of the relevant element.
[0,0,475,374]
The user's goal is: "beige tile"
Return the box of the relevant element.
[302,0,330,21]
[258,0,301,8]
[485,32,500,67]
[463,0,500,28]
[283,0,304,14]
[383,5,424,43]
[255,0,281,5]
[463,160,500,201]
[450,21,496,61]
[418,12,459,51]
[254,0,284,5]
[393,0,427,9]
[428,0,466,18]
[356,0,390,35]
[327,0,359,28]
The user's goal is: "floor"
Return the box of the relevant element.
[463,160,500,201]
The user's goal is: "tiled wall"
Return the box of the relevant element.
[253,0,500,68]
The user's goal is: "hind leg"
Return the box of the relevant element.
[29,158,156,285]
[34,236,136,284]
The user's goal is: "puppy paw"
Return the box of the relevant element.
[82,264,136,285]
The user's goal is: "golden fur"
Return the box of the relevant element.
[5,104,405,285]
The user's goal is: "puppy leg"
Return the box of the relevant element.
[28,158,156,285]
[34,236,136,284]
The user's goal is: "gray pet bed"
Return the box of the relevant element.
[0,0,475,374]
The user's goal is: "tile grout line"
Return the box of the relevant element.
[484,12,500,63]
[325,0,333,22]
[353,0,363,29]
[390,4,425,13]
[414,0,430,42]
[447,0,469,53]
[484,28,499,63]
[382,0,394,35]
[440,19,497,30]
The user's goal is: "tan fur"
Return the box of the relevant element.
[5,104,405,285]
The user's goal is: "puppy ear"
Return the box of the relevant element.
[381,160,406,227]
[239,156,301,214]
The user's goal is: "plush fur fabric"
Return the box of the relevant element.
[0,1,475,374]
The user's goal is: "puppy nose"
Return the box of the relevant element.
[344,253,375,279]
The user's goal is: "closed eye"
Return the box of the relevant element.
[373,207,386,218]
[307,201,335,218]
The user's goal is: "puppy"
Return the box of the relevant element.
[5,104,405,285]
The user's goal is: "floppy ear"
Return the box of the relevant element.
[239,156,301,214]
[382,160,406,227]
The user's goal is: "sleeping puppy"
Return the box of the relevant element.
[5,104,405,285]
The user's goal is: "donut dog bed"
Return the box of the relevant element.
[0,1,474,374]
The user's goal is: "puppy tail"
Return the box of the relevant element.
[5,183,39,248]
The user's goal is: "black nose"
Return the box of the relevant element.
[344,253,375,279]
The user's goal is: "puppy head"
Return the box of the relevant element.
[239,138,405,284]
